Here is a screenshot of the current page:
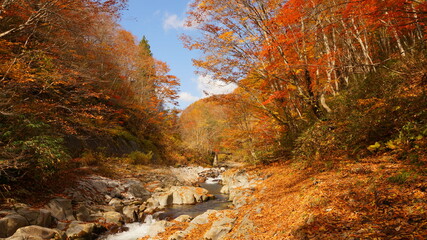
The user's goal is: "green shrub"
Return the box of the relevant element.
[107,126,140,142]
[20,135,70,178]
[80,151,104,166]
[127,151,153,165]
[387,171,412,184]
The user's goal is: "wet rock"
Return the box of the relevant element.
[0,214,29,237]
[46,198,75,221]
[7,225,65,240]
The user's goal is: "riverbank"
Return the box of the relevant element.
[150,155,427,239]
[0,161,227,239]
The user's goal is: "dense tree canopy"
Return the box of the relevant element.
[0,0,180,181]
[182,0,427,163]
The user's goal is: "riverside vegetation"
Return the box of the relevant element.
[1,0,427,239]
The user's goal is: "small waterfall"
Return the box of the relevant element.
[105,215,156,240]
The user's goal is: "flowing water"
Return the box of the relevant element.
[104,176,229,240]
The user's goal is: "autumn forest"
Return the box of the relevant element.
[1,0,427,239]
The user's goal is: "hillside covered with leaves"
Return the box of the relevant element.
[0,0,181,199]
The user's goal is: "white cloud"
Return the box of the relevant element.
[162,12,199,31]
[179,92,200,102]
[163,13,185,31]
[197,75,238,97]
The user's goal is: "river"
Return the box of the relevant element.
[103,176,229,240]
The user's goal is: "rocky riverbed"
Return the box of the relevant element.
[0,166,229,240]
[125,168,263,240]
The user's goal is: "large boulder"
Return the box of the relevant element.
[7,225,65,240]
[101,211,124,225]
[0,214,29,237]
[65,221,96,240]
[65,175,125,204]
[170,186,209,205]
[123,179,151,200]
[46,198,75,221]
[16,208,52,227]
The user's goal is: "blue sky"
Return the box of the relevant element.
[119,0,237,109]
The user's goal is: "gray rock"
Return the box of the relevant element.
[123,180,150,200]
[65,221,95,240]
[204,215,236,240]
[87,177,110,194]
[46,198,75,221]
[221,170,252,196]
[16,208,52,227]
[7,225,65,240]
[0,214,29,237]
[191,210,216,225]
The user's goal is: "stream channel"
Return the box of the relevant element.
[102,176,229,240]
